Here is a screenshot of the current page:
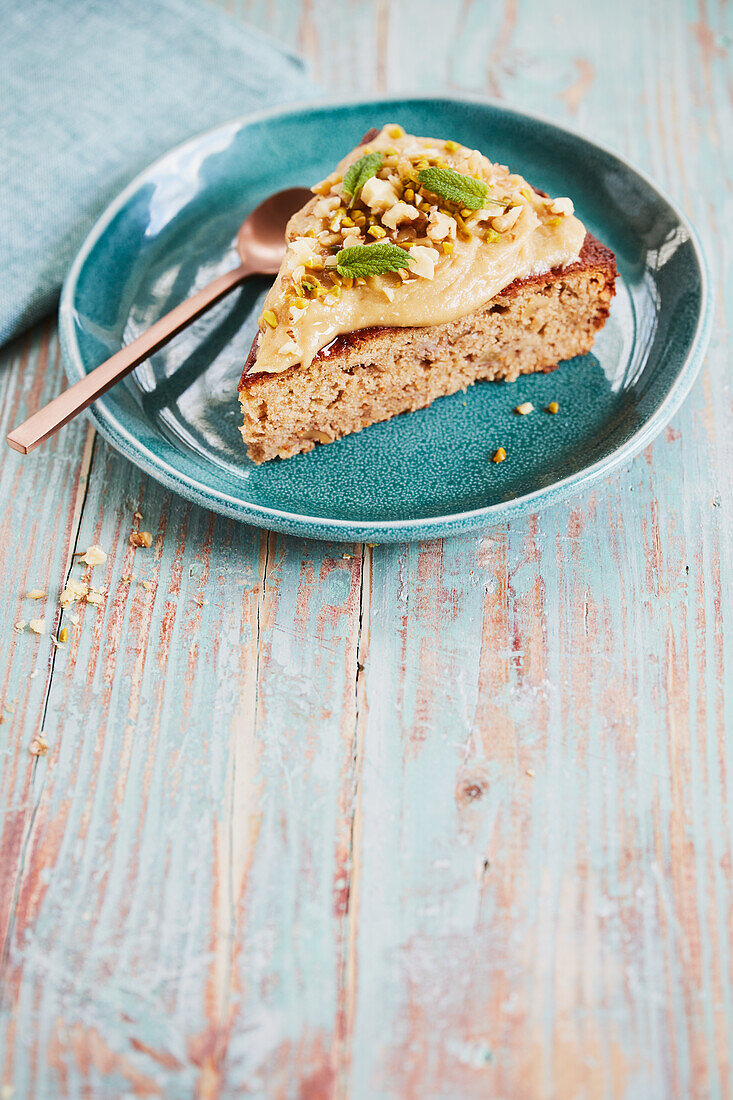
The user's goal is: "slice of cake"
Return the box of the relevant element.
[239,125,617,463]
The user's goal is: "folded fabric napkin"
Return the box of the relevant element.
[0,0,318,345]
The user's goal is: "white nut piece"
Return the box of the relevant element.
[427,210,457,241]
[341,232,363,250]
[82,545,107,566]
[491,205,523,233]
[360,177,399,212]
[407,244,440,280]
[314,195,341,217]
[549,196,574,217]
[382,201,420,230]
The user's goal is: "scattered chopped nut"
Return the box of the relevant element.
[82,545,107,566]
[29,736,49,757]
[547,401,559,414]
[492,447,507,464]
[130,531,153,548]
[25,589,45,600]
[28,618,46,635]
[58,627,69,644]
[515,402,534,415]
[60,577,88,608]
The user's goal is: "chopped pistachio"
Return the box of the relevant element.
[262,309,278,328]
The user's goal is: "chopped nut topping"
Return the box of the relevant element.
[515,402,534,415]
[26,589,45,600]
[130,531,153,548]
[82,545,107,566]
[58,627,69,644]
[492,447,507,464]
[253,125,586,375]
[28,618,46,635]
[547,401,559,414]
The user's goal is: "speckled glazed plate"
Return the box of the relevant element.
[60,96,711,542]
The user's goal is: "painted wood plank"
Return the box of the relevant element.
[0,0,731,1097]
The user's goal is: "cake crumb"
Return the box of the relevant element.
[130,531,153,548]
[13,620,26,633]
[526,768,535,777]
[29,735,49,756]
[142,580,154,591]
[515,402,534,415]
[85,591,105,606]
[25,589,45,600]
[29,618,46,635]
[82,545,107,566]
[60,578,88,608]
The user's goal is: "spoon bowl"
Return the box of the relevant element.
[237,187,311,273]
[7,185,312,454]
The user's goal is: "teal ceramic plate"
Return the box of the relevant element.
[60,96,711,542]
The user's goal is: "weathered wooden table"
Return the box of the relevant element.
[1,2,730,1096]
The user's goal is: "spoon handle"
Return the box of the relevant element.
[7,263,251,454]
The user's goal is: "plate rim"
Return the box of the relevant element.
[59,92,714,541]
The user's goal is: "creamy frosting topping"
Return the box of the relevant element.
[250,125,586,375]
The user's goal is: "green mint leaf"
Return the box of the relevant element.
[335,243,413,279]
[342,153,382,206]
[417,166,489,210]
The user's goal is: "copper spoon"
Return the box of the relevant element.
[7,186,312,454]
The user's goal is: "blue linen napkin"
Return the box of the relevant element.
[0,0,317,345]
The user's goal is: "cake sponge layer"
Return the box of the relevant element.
[239,233,616,464]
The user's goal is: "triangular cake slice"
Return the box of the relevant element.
[239,125,616,463]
